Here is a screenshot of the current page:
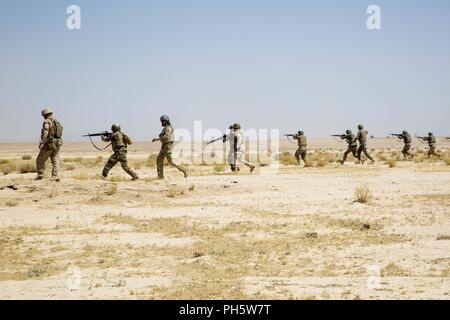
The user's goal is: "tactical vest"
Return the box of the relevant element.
[346,134,357,146]
[404,133,412,144]
[429,136,436,144]
[358,130,367,143]
[160,125,174,144]
[112,132,126,150]
[297,135,307,147]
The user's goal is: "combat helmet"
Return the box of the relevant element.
[41,108,53,117]
[160,115,170,125]
[358,124,364,130]
[298,131,304,135]
[346,129,351,134]
[111,124,121,132]
[402,130,407,135]
[233,123,241,130]
[428,132,433,136]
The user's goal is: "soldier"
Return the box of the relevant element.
[152,115,187,179]
[223,124,237,172]
[397,130,413,160]
[421,132,438,157]
[293,131,307,166]
[356,124,374,164]
[338,130,358,165]
[232,123,256,173]
[101,124,139,180]
[36,108,63,181]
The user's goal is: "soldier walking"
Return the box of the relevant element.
[397,130,413,160]
[419,132,439,157]
[101,124,139,180]
[222,124,237,172]
[232,123,256,173]
[36,108,63,181]
[293,131,308,166]
[356,124,374,164]
[152,115,187,179]
[338,130,358,165]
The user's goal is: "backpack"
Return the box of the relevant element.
[52,119,63,139]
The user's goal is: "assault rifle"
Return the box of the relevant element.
[82,131,112,138]
[284,133,299,143]
[389,133,402,138]
[82,131,113,150]
[330,134,346,139]
[206,134,228,145]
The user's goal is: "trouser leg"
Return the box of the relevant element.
[156,150,165,178]
[102,154,118,177]
[50,148,60,178]
[36,147,52,177]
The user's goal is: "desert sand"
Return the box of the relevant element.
[1,138,450,299]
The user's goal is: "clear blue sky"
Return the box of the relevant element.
[1,0,449,142]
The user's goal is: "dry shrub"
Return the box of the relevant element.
[72,173,92,180]
[105,184,118,196]
[279,152,297,165]
[1,164,13,175]
[22,155,32,160]
[95,156,103,163]
[315,159,328,167]
[443,157,450,166]
[19,162,37,173]
[214,164,228,172]
[167,185,185,198]
[385,159,397,168]
[64,163,76,171]
[0,159,9,165]
[354,185,372,204]
[110,176,129,182]
[147,154,158,167]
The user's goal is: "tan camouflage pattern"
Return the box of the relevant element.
[36,145,60,178]
[102,147,137,178]
[157,142,186,179]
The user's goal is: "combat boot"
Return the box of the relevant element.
[249,165,255,173]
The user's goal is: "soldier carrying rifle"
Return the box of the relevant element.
[83,124,139,180]
[390,131,412,160]
[332,130,358,165]
[416,132,439,158]
[284,131,307,166]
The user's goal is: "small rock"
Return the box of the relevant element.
[306,232,318,239]
[193,252,204,258]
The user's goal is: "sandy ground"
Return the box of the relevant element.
[1,139,450,300]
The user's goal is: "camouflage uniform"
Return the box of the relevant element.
[398,132,412,159]
[102,131,138,179]
[225,128,237,171]
[233,128,255,172]
[36,116,62,179]
[356,129,373,162]
[423,134,437,157]
[294,133,307,165]
[156,124,187,179]
[341,133,358,163]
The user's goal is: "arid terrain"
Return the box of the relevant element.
[1,138,450,299]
